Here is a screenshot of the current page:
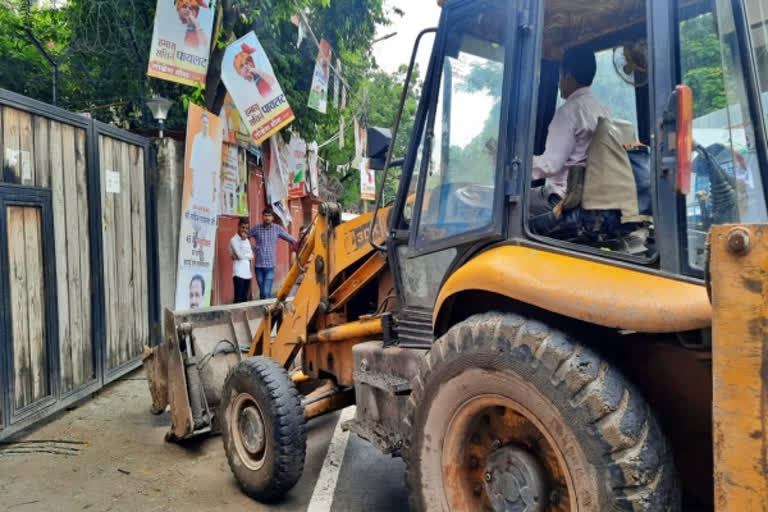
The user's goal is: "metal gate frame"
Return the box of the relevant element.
[0,185,59,431]
[0,88,159,439]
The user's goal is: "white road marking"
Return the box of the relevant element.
[307,406,356,512]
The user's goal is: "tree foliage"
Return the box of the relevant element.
[0,0,390,139]
[317,64,421,209]
[679,12,728,117]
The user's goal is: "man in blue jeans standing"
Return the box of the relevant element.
[247,207,297,299]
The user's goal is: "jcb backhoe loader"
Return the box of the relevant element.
[143,0,768,509]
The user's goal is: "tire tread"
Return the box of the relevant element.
[221,356,306,502]
[403,312,680,512]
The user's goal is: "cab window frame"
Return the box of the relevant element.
[673,0,768,278]
[406,0,514,258]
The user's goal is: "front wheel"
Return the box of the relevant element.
[404,313,680,511]
[220,356,306,502]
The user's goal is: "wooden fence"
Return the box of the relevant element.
[0,89,158,440]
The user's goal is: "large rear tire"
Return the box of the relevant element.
[404,312,680,511]
[220,356,306,502]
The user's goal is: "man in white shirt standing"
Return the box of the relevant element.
[229,218,253,303]
[530,46,611,215]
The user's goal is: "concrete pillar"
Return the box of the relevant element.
[153,137,184,326]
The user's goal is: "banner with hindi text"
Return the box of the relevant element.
[221,32,295,145]
[147,0,216,87]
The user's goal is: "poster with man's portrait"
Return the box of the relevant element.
[174,103,222,310]
[147,0,216,87]
[221,31,295,146]
[308,39,332,113]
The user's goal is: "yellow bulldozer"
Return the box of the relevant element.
[143,0,768,509]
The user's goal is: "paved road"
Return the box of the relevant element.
[0,371,409,512]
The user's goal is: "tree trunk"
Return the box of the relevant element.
[205,0,237,113]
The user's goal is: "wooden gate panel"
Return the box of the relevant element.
[7,206,49,409]
[100,135,150,376]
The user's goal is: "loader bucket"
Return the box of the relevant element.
[143,300,275,441]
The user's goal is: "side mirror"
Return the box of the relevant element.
[661,85,694,195]
[367,126,392,170]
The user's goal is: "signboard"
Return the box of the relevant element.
[174,103,223,310]
[147,0,216,87]
[286,135,308,199]
[221,32,295,145]
[360,157,375,201]
[220,144,249,216]
[219,93,251,145]
[308,39,332,113]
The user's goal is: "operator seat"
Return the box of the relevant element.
[530,117,653,254]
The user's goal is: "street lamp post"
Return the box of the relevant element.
[145,95,173,138]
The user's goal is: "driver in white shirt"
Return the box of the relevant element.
[530,46,611,215]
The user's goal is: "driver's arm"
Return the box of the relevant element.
[532,107,577,179]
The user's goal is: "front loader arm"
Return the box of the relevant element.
[249,203,392,371]
[143,202,392,440]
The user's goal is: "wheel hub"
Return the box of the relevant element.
[238,404,265,455]
[484,445,547,512]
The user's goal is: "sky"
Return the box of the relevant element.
[371,0,496,148]
[372,0,441,74]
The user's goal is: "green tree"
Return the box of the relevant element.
[0,0,389,137]
[679,13,728,117]
[319,64,422,209]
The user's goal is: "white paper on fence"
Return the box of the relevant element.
[106,170,121,194]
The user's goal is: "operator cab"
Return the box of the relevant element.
[523,0,768,273]
[387,0,768,302]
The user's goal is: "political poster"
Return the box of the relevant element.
[360,158,376,201]
[220,144,248,216]
[333,58,340,109]
[308,39,332,113]
[147,0,216,87]
[286,134,308,199]
[307,141,319,197]
[221,32,295,145]
[266,135,289,204]
[174,103,223,310]
[353,117,367,169]
[219,93,251,145]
